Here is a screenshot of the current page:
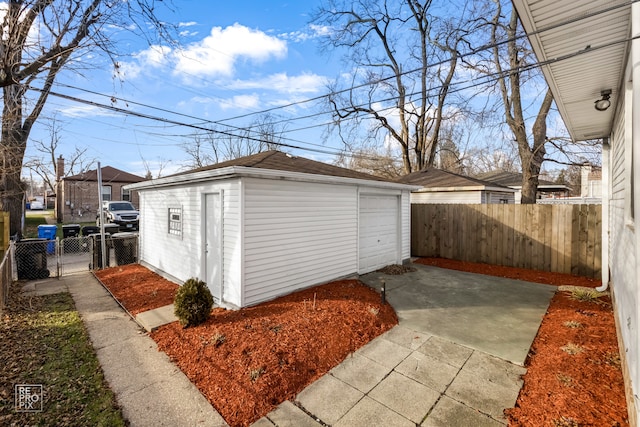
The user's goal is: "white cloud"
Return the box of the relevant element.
[179,21,197,27]
[217,94,260,110]
[227,72,327,94]
[279,24,332,42]
[173,23,287,77]
[58,104,118,118]
[120,23,287,81]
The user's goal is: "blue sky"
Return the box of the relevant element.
[27,1,345,178]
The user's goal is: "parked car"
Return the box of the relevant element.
[97,201,140,231]
[29,201,44,210]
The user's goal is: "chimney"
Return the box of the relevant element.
[56,156,64,180]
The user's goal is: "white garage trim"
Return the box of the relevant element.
[358,193,401,274]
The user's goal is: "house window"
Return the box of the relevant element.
[121,188,130,201]
[168,207,182,236]
[101,185,112,201]
[500,199,509,204]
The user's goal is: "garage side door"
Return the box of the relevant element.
[359,195,399,273]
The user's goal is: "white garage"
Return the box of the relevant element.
[127,151,416,308]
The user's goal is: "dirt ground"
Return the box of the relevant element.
[95,259,628,427]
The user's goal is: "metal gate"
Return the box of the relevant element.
[13,234,138,280]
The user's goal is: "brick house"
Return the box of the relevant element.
[57,165,145,223]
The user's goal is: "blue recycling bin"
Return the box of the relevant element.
[37,224,57,254]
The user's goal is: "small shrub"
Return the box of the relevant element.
[249,366,266,382]
[570,288,607,304]
[560,342,584,355]
[562,320,583,329]
[174,278,213,328]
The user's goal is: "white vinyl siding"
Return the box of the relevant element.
[242,178,358,306]
[138,179,242,306]
[608,82,638,394]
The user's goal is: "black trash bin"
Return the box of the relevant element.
[112,232,137,265]
[80,226,100,252]
[62,224,81,238]
[103,223,121,234]
[90,233,112,269]
[81,225,100,236]
[16,238,50,280]
[62,224,81,253]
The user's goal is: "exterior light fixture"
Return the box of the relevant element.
[594,89,612,111]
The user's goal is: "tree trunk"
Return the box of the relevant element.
[520,89,553,204]
[1,83,27,236]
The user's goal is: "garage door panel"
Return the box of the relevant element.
[359,195,399,273]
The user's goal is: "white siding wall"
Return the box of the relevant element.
[609,82,638,403]
[242,178,358,306]
[138,179,243,306]
[410,191,482,204]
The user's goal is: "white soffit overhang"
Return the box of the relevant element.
[511,0,631,141]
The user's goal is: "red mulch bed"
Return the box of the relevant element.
[94,264,396,426]
[95,264,178,315]
[95,260,628,427]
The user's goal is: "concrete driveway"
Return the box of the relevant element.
[359,263,557,366]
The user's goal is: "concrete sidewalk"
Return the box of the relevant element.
[24,272,227,427]
[24,263,556,427]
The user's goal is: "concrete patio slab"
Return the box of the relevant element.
[445,352,526,421]
[356,335,413,369]
[395,351,460,393]
[266,401,322,427]
[381,325,432,350]
[422,395,505,427]
[360,263,556,365]
[329,353,391,393]
[334,396,414,427]
[296,374,363,425]
[136,304,177,332]
[368,371,440,423]
[416,335,474,369]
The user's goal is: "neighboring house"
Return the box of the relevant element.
[581,163,603,199]
[512,0,639,423]
[476,171,571,203]
[396,168,516,204]
[59,165,145,223]
[126,150,417,309]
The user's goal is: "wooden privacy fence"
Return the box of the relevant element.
[411,204,602,278]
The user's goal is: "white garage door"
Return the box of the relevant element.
[359,195,399,273]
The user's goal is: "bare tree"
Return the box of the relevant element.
[464,0,554,203]
[312,0,472,174]
[182,113,286,169]
[334,144,404,179]
[23,118,95,196]
[0,0,174,234]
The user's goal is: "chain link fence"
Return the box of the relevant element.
[12,233,138,280]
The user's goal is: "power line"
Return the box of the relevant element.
[49,0,635,140]
[29,0,637,162]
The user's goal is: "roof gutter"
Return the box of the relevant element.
[125,166,420,192]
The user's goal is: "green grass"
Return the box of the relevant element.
[23,213,95,239]
[23,215,49,238]
[0,292,125,426]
